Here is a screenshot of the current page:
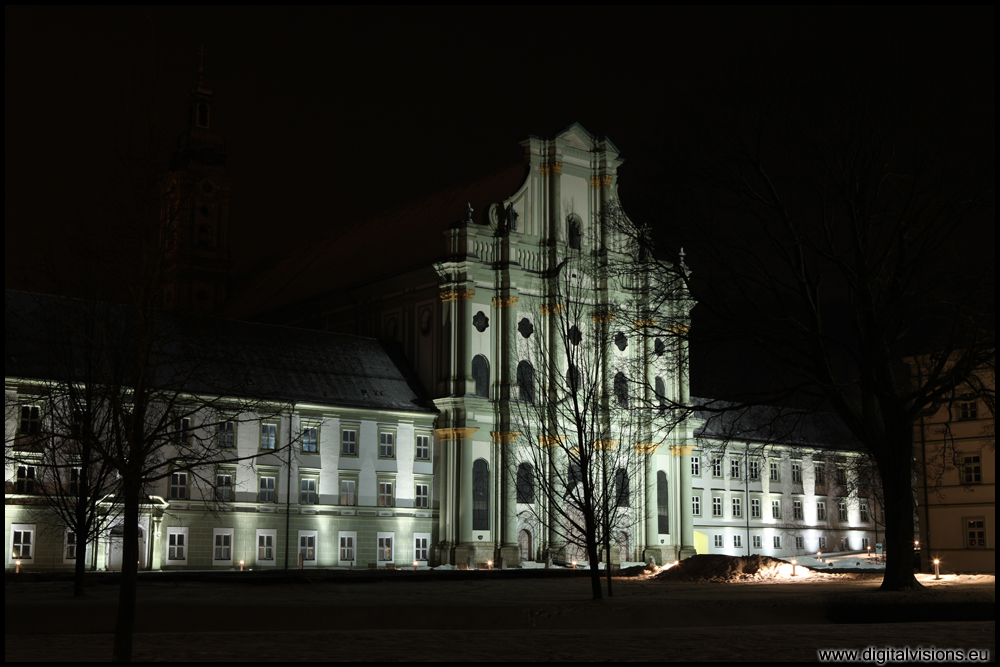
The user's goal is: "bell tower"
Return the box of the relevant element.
[159,47,233,313]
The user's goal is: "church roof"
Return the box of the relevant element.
[5,290,435,414]
[226,162,529,320]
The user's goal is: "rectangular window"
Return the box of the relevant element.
[692,496,701,516]
[15,465,36,494]
[377,533,394,562]
[753,535,761,549]
[379,431,395,458]
[414,534,430,562]
[751,498,761,518]
[734,535,742,548]
[172,417,191,445]
[339,533,356,564]
[838,502,848,522]
[795,536,804,550]
[816,502,826,521]
[691,456,700,476]
[962,455,982,484]
[260,423,277,450]
[340,479,357,506]
[299,531,317,562]
[818,536,827,551]
[773,535,781,549]
[169,472,187,500]
[214,533,232,561]
[770,461,780,482]
[712,497,722,517]
[749,460,760,480]
[259,476,275,503]
[714,534,723,548]
[415,434,431,461]
[341,428,357,456]
[69,467,81,496]
[378,482,394,507]
[216,474,233,502]
[20,405,41,436]
[959,398,978,420]
[966,518,986,548]
[66,530,77,560]
[10,525,34,560]
[862,537,870,549]
[791,462,802,483]
[814,464,825,486]
[300,478,317,505]
[712,459,722,478]
[772,499,781,519]
[302,425,318,453]
[258,532,275,561]
[730,458,741,479]
[415,483,429,509]
[793,500,803,520]
[860,502,870,523]
[836,467,847,486]
[219,420,235,448]
[732,497,742,518]
[167,529,187,562]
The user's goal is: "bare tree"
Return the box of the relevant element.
[614,78,995,590]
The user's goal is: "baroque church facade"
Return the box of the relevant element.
[5,77,879,571]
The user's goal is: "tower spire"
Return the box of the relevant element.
[198,44,205,87]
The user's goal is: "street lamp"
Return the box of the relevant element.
[790,559,798,577]
[933,558,941,580]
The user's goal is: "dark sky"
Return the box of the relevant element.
[6,6,993,279]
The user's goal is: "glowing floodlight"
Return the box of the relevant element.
[571,560,577,569]
[790,559,798,577]
[487,559,493,570]
[413,560,418,571]
[15,560,21,573]
[933,558,941,580]
[239,559,245,571]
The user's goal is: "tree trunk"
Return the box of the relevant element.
[112,476,141,662]
[587,537,603,600]
[74,537,87,597]
[876,434,921,591]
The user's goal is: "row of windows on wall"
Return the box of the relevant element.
[690,455,861,487]
[710,534,875,552]
[695,494,873,523]
[166,471,430,509]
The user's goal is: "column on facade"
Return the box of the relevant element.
[643,446,659,557]
[546,439,566,558]
[673,442,696,557]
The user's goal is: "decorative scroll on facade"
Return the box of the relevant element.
[540,303,564,315]
[592,311,616,323]
[592,439,620,451]
[669,444,696,456]
[633,318,657,329]
[492,296,519,308]
[634,442,662,454]
[490,431,522,443]
[538,435,567,447]
[667,323,691,334]
[439,289,476,302]
[435,427,480,441]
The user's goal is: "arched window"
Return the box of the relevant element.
[614,372,629,408]
[472,355,490,398]
[517,361,535,404]
[518,529,533,562]
[516,463,534,503]
[473,459,489,530]
[655,377,666,409]
[615,469,630,507]
[657,471,669,534]
[567,461,583,487]
[565,363,582,393]
[568,215,582,250]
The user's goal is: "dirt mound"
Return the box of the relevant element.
[655,554,792,582]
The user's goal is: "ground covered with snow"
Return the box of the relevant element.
[5,564,994,662]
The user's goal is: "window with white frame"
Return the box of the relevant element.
[19,405,41,436]
[732,497,742,518]
[753,535,761,549]
[734,535,742,548]
[816,502,826,521]
[377,532,394,562]
[772,499,781,519]
[257,529,277,563]
[860,502,870,523]
[172,416,191,445]
[773,535,781,549]
[714,534,723,548]
[770,460,780,482]
[10,524,35,562]
[793,500,803,520]
[300,477,317,505]
[302,424,318,453]
[962,455,982,484]
[730,458,741,479]
[838,502,848,522]
[298,530,317,563]
[751,498,761,518]
[959,397,978,420]
[414,532,431,563]
[749,460,760,480]
[415,434,431,461]
[260,422,277,450]
[167,527,188,564]
[712,497,722,517]
[341,427,358,456]
[339,532,356,565]
[791,462,802,483]
[15,465,36,494]
[65,529,77,561]
[379,431,395,458]
[818,536,827,551]
[213,528,234,563]
[378,481,394,507]
[169,472,188,500]
[815,464,826,486]
[795,536,804,550]
[712,459,722,478]
[340,479,357,506]
[259,476,276,503]
[216,473,233,502]
[691,456,700,476]
[218,420,235,448]
[692,496,701,516]
[966,518,986,547]
[415,483,429,509]
[862,537,870,549]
